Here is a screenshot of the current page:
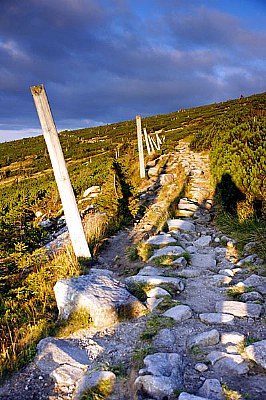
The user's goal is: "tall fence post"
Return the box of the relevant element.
[151,135,159,151]
[136,115,145,178]
[30,84,91,259]
[156,133,162,148]
[148,135,155,153]
[143,128,151,155]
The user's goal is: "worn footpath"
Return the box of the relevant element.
[0,141,265,400]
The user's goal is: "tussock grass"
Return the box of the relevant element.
[140,315,175,341]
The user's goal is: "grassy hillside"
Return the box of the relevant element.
[0,92,265,378]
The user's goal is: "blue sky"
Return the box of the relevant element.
[0,0,265,143]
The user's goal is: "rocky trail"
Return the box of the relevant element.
[0,142,265,400]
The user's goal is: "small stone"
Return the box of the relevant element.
[146,297,164,311]
[188,329,220,348]
[207,351,227,366]
[177,268,202,278]
[138,266,165,276]
[172,256,188,268]
[215,300,262,318]
[245,340,266,369]
[198,378,223,400]
[239,291,263,302]
[209,275,232,286]
[218,269,234,277]
[237,254,257,266]
[148,246,186,261]
[195,363,208,372]
[199,313,234,325]
[194,236,212,247]
[243,274,266,290]
[146,287,171,298]
[214,237,220,243]
[125,275,185,292]
[244,242,257,253]
[163,305,192,322]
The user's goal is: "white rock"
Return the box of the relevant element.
[198,378,223,400]
[125,275,185,292]
[214,354,249,375]
[138,266,165,276]
[199,313,234,325]
[172,257,188,268]
[195,363,208,372]
[215,300,262,318]
[218,269,235,277]
[167,219,195,232]
[188,329,220,348]
[146,297,164,311]
[245,340,266,369]
[146,234,177,246]
[148,245,186,261]
[191,253,216,269]
[208,275,232,286]
[73,371,116,400]
[54,273,147,326]
[146,287,171,298]
[220,332,245,345]
[194,236,212,247]
[163,305,192,322]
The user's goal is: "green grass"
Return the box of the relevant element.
[155,298,182,313]
[140,315,175,341]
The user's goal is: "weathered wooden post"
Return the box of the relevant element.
[30,84,91,259]
[136,115,145,178]
[148,135,155,153]
[151,135,159,151]
[143,128,151,155]
[156,133,162,147]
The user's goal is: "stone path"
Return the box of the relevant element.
[0,141,265,400]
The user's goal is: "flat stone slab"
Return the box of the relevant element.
[220,332,244,345]
[148,246,186,261]
[125,275,185,292]
[54,272,147,327]
[163,305,192,322]
[36,337,90,376]
[245,340,266,369]
[138,266,165,276]
[191,253,216,269]
[208,274,232,286]
[215,300,262,318]
[146,234,177,246]
[199,313,234,325]
[176,268,202,278]
[187,329,220,348]
[239,291,263,302]
[167,219,195,232]
[146,287,171,298]
[194,236,212,247]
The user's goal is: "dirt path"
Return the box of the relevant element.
[0,142,265,400]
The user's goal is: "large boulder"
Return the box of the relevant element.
[54,272,147,327]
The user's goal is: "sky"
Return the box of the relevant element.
[0,0,266,143]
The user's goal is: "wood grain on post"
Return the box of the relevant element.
[30,84,91,259]
[143,128,151,155]
[136,115,145,178]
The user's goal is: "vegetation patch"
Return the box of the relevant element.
[126,281,154,302]
[140,315,175,341]
[80,378,113,400]
[227,285,255,300]
[155,298,182,313]
[137,242,154,262]
[53,308,92,337]
[132,345,155,370]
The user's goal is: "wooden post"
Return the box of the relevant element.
[151,135,159,151]
[148,135,155,152]
[30,84,91,259]
[156,133,162,146]
[143,128,151,155]
[136,115,145,178]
